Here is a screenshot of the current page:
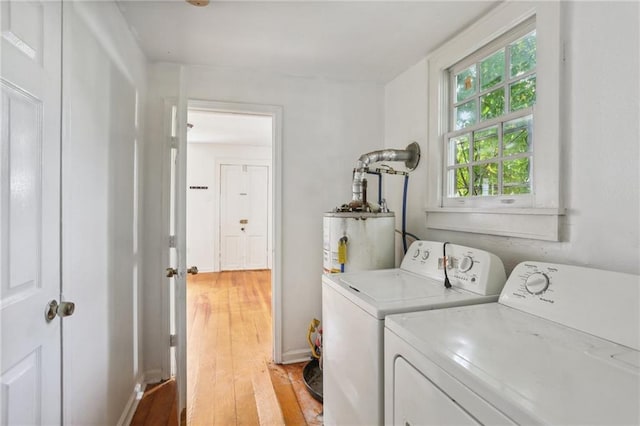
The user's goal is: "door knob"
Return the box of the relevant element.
[45,300,76,322]
[187,266,198,275]
[241,227,245,231]
[166,267,178,278]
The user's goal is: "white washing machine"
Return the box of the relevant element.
[385,261,640,425]
[321,240,507,425]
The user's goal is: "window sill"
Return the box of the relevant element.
[425,207,565,241]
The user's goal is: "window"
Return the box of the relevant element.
[445,20,536,205]
[425,2,563,241]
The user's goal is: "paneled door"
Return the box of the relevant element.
[164,95,191,422]
[1,0,63,424]
[220,164,269,270]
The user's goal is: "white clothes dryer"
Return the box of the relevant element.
[385,262,640,425]
[321,240,507,425]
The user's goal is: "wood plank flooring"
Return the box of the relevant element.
[131,270,322,425]
[188,270,276,425]
[130,380,179,426]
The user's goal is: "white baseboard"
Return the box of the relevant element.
[117,378,145,426]
[280,348,312,364]
[117,370,171,426]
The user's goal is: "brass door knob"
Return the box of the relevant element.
[187,266,199,275]
[166,267,178,278]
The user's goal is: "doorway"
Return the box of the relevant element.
[183,101,280,422]
[185,107,273,273]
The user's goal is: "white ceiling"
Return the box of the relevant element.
[116,0,500,83]
[187,110,272,145]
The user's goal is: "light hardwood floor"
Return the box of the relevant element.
[187,270,276,425]
[131,270,322,425]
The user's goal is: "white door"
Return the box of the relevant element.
[220,164,269,270]
[165,93,190,422]
[1,0,63,424]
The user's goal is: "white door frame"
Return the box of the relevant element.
[187,99,283,363]
[216,159,272,272]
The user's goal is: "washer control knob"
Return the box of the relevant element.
[459,256,473,272]
[421,251,430,260]
[413,249,420,258]
[525,272,550,295]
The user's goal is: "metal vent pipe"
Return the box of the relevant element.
[349,142,420,209]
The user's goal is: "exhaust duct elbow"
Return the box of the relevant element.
[349,142,420,210]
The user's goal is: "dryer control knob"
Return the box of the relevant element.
[421,251,430,260]
[413,249,420,258]
[459,256,474,272]
[524,272,550,295]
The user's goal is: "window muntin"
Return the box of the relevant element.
[447,113,533,198]
[446,20,536,204]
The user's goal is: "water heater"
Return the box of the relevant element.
[323,212,395,273]
[323,142,420,274]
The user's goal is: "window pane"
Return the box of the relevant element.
[472,163,498,196]
[510,31,537,78]
[480,49,505,90]
[473,126,498,161]
[503,157,531,194]
[448,134,470,165]
[455,65,476,102]
[510,75,537,111]
[449,168,470,197]
[504,115,532,156]
[455,100,476,130]
[480,88,505,121]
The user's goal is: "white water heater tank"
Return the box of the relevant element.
[323,212,395,274]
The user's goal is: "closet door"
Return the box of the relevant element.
[1,1,63,424]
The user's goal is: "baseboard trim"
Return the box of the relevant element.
[280,348,312,364]
[117,378,145,426]
[117,370,170,425]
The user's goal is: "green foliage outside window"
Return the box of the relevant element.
[449,116,532,198]
[480,88,505,121]
[480,50,505,90]
[510,32,537,77]
[449,30,536,198]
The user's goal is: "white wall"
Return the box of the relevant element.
[142,63,384,365]
[384,58,429,263]
[61,1,147,424]
[384,2,639,275]
[187,143,272,272]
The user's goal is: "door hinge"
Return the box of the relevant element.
[168,235,176,248]
[170,334,177,347]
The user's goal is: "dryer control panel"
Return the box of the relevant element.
[500,262,640,351]
[400,241,507,296]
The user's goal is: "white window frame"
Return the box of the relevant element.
[445,19,535,206]
[425,1,564,241]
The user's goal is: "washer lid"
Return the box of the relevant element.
[340,270,449,301]
[322,269,497,319]
[385,304,640,425]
